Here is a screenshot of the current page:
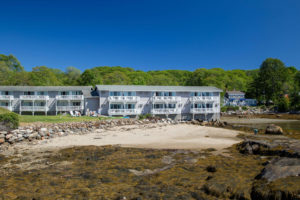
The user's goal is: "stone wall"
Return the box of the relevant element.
[0,118,178,147]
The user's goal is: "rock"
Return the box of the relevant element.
[265,124,283,135]
[5,134,13,140]
[161,156,174,164]
[256,157,300,182]
[40,128,47,132]
[237,136,300,158]
[206,165,217,173]
[0,138,5,144]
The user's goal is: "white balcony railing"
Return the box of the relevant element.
[151,108,181,115]
[190,108,218,114]
[151,96,181,102]
[189,96,219,102]
[0,105,12,111]
[20,95,49,100]
[56,95,84,100]
[56,106,84,111]
[0,95,14,101]
[108,96,140,102]
[108,109,141,115]
[20,106,48,111]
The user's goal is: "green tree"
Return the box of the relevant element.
[79,69,101,86]
[0,54,24,72]
[255,58,288,104]
[64,66,81,85]
[29,66,62,86]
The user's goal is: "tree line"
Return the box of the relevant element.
[1,54,299,110]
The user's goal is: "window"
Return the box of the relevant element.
[206,103,213,108]
[155,92,163,96]
[110,104,123,109]
[72,91,82,95]
[60,91,69,95]
[154,104,164,109]
[24,91,34,95]
[0,102,8,106]
[37,91,46,95]
[57,101,68,106]
[166,104,176,108]
[35,102,45,106]
[125,104,135,109]
[72,102,81,106]
[22,102,33,106]
[110,91,121,96]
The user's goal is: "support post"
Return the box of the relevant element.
[32,100,34,116]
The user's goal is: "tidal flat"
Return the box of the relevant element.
[1,123,300,200]
[0,145,266,200]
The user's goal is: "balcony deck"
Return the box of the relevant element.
[151,96,181,102]
[108,109,141,115]
[20,95,49,100]
[0,95,14,101]
[56,95,84,100]
[108,96,140,102]
[56,106,84,111]
[20,106,48,112]
[189,96,219,102]
[190,108,218,114]
[151,108,181,115]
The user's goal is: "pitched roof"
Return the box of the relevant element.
[0,86,93,92]
[226,91,245,95]
[96,85,223,92]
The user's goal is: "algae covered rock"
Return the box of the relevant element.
[256,157,300,182]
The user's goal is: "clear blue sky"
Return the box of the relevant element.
[1,0,300,72]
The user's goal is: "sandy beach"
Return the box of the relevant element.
[7,124,242,155]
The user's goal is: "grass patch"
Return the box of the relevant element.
[19,115,120,124]
[0,107,11,114]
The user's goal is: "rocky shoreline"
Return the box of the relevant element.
[0,118,181,149]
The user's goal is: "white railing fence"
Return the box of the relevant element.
[151,108,180,114]
[56,95,84,100]
[0,95,14,100]
[56,106,84,111]
[152,96,181,102]
[108,109,141,115]
[108,96,140,102]
[20,106,48,111]
[20,95,49,100]
[190,96,219,101]
[190,108,218,113]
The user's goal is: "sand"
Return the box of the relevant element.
[9,124,242,154]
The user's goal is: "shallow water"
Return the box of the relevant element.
[223,117,300,133]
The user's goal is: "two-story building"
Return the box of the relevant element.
[224,91,257,106]
[0,86,93,115]
[96,85,222,121]
[0,85,222,121]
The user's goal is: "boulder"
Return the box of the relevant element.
[256,157,300,182]
[265,124,283,135]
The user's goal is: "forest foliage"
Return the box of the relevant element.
[0,54,299,109]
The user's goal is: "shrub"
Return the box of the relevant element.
[222,106,239,112]
[221,106,227,112]
[242,106,248,111]
[0,112,19,129]
[138,113,152,120]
